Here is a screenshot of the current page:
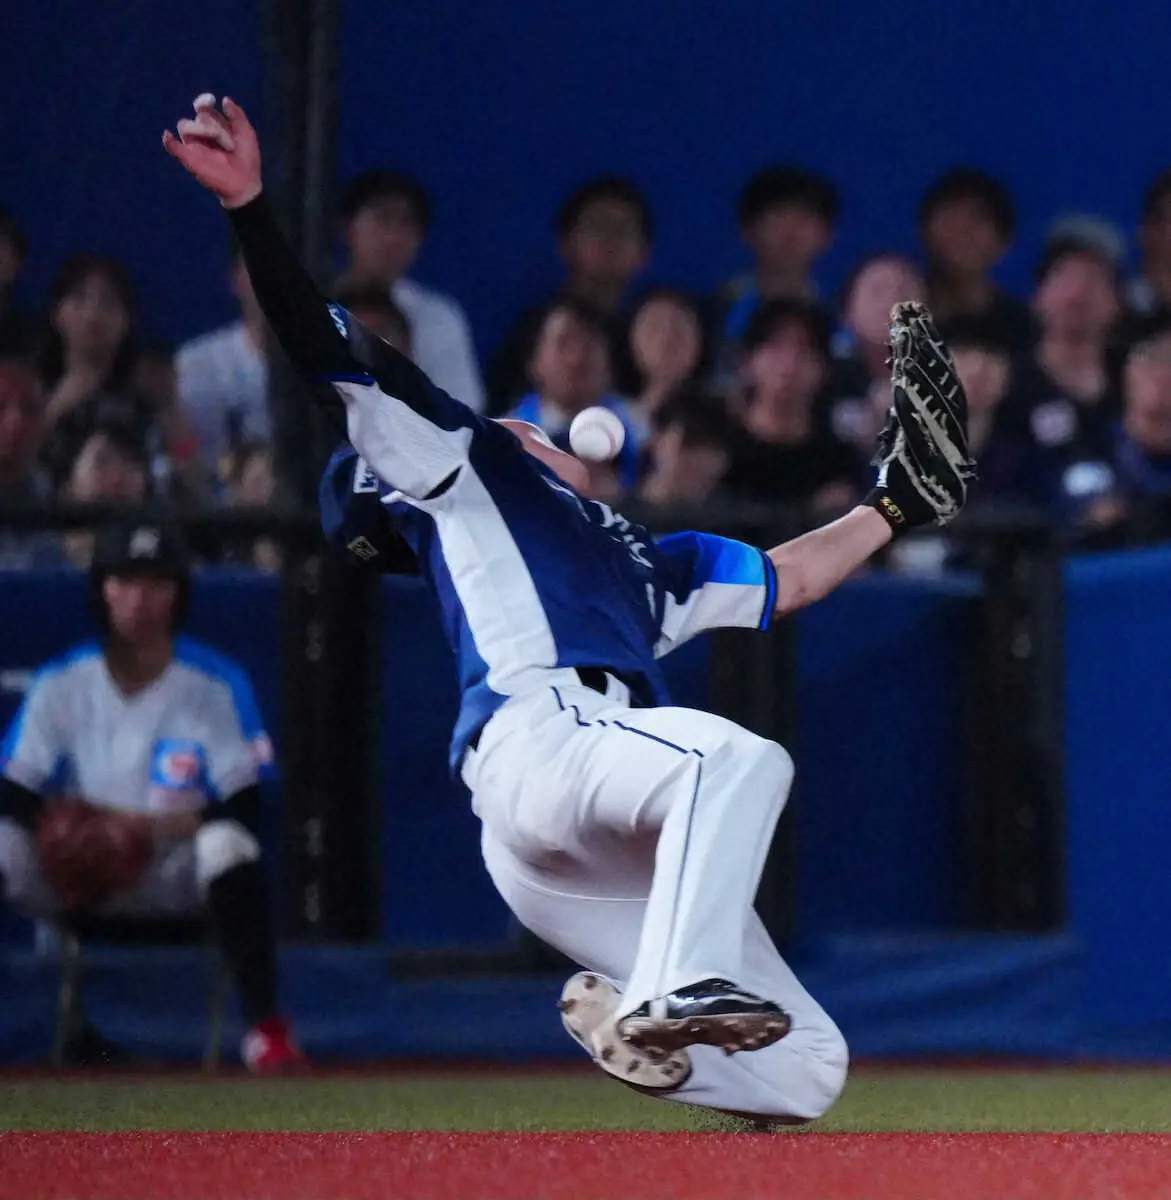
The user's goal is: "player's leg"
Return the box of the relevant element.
[482,830,846,1120]
[470,679,794,1055]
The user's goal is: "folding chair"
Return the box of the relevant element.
[49,915,231,1070]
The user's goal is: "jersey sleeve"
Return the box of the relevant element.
[318,445,420,574]
[652,531,778,657]
[0,671,70,795]
[226,194,480,499]
[199,666,276,800]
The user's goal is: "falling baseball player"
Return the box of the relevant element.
[164,95,975,1121]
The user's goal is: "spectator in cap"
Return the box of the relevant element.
[718,166,839,361]
[919,168,1033,355]
[489,177,653,413]
[0,209,38,359]
[1129,169,1171,320]
[337,169,484,412]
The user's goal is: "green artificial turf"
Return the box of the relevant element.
[3,1068,1171,1133]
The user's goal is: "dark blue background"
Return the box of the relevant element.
[4,0,1170,357]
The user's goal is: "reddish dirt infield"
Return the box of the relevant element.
[5,1132,1171,1199]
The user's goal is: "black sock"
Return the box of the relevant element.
[206,862,278,1027]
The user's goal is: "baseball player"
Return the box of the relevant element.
[0,522,301,1072]
[165,96,974,1119]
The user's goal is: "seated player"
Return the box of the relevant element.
[0,522,300,1071]
[166,95,973,1124]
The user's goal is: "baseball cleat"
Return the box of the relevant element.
[558,971,691,1091]
[618,978,791,1059]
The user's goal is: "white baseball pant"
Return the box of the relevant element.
[463,668,848,1121]
[0,817,260,920]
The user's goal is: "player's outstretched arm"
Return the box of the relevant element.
[163,96,357,387]
[164,95,477,499]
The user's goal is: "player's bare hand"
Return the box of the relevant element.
[163,94,262,209]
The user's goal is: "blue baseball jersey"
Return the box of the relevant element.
[224,195,778,771]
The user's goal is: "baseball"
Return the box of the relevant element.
[569,407,626,463]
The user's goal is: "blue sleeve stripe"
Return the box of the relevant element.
[173,637,267,739]
[758,549,778,632]
[702,535,768,586]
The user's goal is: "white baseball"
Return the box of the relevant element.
[569,407,626,463]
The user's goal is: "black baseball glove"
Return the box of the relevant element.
[865,301,977,537]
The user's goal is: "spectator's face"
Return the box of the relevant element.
[235,451,274,507]
[952,346,1011,416]
[53,270,131,359]
[530,309,610,414]
[66,433,147,503]
[923,198,1006,275]
[561,199,648,288]
[650,426,729,501]
[745,322,826,409]
[0,233,22,292]
[345,197,422,284]
[745,204,832,273]
[0,364,42,467]
[630,297,702,390]
[1034,252,1120,339]
[1125,334,1171,454]
[846,258,927,345]
[1142,198,1171,267]
[103,574,177,643]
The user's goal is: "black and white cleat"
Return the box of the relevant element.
[558,971,692,1091]
[617,978,791,1059]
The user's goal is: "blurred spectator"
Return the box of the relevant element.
[54,419,151,568]
[489,177,653,413]
[718,167,838,352]
[825,253,927,455]
[0,359,57,568]
[1023,234,1123,464]
[34,255,178,496]
[919,168,1033,354]
[636,385,735,508]
[628,288,708,431]
[176,244,270,474]
[333,284,413,357]
[134,340,208,503]
[1129,169,1171,319]
[947,319,1053,510]
[506,299,643,495]
[338,169,484,411]
[222,441,280,573]
[726,299,862,515]
[1063,316,1171,539]
[37,254,140,428]
[0,209,38,358]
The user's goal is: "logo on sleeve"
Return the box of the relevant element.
[327,303,351,339]
[353,458,379,493]
[347,536,379,562]
[151,739,206,789]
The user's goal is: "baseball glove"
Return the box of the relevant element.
[865,301,977,536]
[37,798,153,912]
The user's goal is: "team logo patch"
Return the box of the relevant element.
[347,536,379,562]
[353,458,379,493]
[151,739,206,789]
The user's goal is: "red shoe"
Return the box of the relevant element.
[242,1016,305,1074]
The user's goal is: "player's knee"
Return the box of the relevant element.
[0,817,41,911]
[732,738,795,812]
[194,819,261,894]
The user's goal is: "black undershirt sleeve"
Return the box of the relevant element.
[0,776,43,832]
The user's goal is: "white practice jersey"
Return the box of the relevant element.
[0,637,273,814]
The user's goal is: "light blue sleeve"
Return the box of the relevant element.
[653,531,777,656]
